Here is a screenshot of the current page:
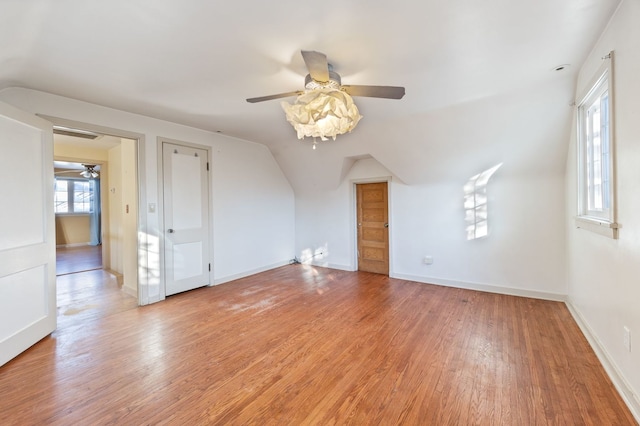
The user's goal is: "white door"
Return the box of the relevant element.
[162,142,210,296]
[0,102,56,366]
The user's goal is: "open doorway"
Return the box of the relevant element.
[53,127,139,323]
[54,161,103,275]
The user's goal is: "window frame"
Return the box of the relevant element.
[54,176,95,215]
[575,51,618,238]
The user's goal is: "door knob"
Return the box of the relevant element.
[168,229,174,233]
[384,223,389,228]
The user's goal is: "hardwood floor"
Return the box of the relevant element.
[56,269,138,330]
[55,244,137,330]
[56,245,102,275]
[0,266,635,425]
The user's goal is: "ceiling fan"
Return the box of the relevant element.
[80,165,99,179]
[246,50,405,103]
[55,164,100,179]
[247,51,405,142]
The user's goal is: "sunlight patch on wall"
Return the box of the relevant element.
[464,163,502,240]
[300,244,328,264]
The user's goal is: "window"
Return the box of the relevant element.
[576,51,617,238]
[54,178,94,214]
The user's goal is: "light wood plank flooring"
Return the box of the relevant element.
[56,268,139,330]
[56,245,102,276]
[0,265,636,425]
[55,244,137,330]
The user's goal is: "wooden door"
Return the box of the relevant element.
[0,101,56,366]
[356,182,389,275]
[162,142,211,296]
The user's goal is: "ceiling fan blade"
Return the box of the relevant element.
[246,91,303,103]
[342,85,406,99]
[301,50,329,82]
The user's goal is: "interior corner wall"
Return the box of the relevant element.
[565,0,640,415]
[211,138,296,284]
[0,88,295,304]
[295,158,566,299]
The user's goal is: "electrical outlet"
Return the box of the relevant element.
[623,326,631,352]
[423,256,433,265]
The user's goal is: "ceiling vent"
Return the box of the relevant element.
[53,126,100,140]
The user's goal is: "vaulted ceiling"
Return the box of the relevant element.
[0,0,620,190]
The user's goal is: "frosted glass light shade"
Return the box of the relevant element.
[281,89,362,141]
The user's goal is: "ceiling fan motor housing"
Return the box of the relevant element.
[305,70,342,91]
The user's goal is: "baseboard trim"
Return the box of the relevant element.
[565,301,640,423]
[213,260,290,286]
[121,284,137,298]
[104,269,138,302]
[307,261,354,272]
[391,273,566,302]
[56,243,91,248]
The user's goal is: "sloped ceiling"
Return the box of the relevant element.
[0,0,621,191]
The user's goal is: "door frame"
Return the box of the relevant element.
[351,177,393,275]
[38,115,147,304]
[157,137,213,299]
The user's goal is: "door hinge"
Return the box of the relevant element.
[207,162,209,171]
[208,263,211,271]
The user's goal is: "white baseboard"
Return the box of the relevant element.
[307,261,354,272]
[565,301,640,423]
[56,242,91,248]
[102,269,138,303]
[391,273,566,302]
[213,260,290,286]
[121,284,137,299]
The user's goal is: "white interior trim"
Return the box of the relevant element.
[213,260,290,286]
[566,300,640,423]
[38,114,147,305]
[392,272,567,302]
[156,136,214,299]
[575,216,620,239]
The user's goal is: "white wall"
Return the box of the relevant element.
[565,0,640,416]
[0,88,295,304]
[120,138,138,295]
[108,143,123,274]
[106,138,138,296]
[211,138,296,283]
[296,157,567,299]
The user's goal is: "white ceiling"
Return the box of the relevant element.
[0,0,621,190]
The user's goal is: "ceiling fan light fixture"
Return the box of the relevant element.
[80,164,99,179]
[281,89,362,141]
[304,71,341,90]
